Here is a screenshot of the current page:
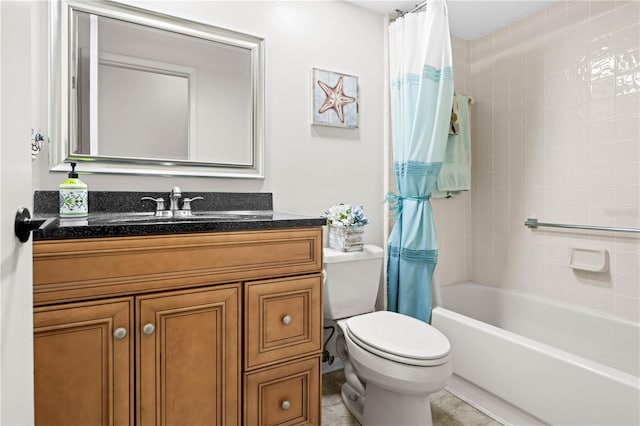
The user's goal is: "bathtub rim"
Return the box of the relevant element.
[431,305,640,390]
[436,280,639,329]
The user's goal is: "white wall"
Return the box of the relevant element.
[33,1,386,247]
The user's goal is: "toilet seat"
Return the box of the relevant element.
[345,311,450,367]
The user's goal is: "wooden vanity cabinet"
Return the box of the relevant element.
[33,228,323,426]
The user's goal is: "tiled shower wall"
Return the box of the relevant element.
[431,37,473,287]
[387,2,639,322]
[468,1,639,322]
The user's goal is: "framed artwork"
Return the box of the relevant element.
[312,68,358,128]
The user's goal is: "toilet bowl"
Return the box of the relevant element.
[323,246,452,426]
[336,311,451,425]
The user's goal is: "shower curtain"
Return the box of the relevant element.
[387,0,454,323]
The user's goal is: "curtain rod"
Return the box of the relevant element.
[394,1,428,20]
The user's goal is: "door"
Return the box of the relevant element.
[137,284,241,426]
[33,299,134,426]
[0,1,34,424]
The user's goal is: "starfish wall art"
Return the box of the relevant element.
[312,68,358,128]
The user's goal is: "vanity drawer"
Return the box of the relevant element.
[33,228,322,305]
[244,356,320,426]
[245,275,322,370]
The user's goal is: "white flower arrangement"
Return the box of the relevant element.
[323,203,369,228]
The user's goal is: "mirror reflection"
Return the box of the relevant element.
[51,1,265,177]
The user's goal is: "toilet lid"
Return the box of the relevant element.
[345,311,450,366]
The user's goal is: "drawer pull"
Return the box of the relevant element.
[281,400,291,410]
[113,327,127,340]
[282,315,292,325]
[142,323,156,335]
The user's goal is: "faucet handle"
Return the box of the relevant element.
[141,197,165,214]
[181,196,204,211]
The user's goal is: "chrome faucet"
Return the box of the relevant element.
[142,187,203,217]
[169,186,182,213]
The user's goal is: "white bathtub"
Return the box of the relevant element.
[431,281,640,426]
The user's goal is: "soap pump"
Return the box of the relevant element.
[59,162,88,217]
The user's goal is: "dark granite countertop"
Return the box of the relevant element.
[33,191,325,240]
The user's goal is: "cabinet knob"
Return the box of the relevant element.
[113,327,127,340]
[142,323,156,335]
[282,315,292,325]
[281,400,291,410]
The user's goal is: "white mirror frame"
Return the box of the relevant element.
[50,0,265,178]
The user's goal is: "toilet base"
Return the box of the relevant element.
[341,382,365,424]
[341,381,434,426]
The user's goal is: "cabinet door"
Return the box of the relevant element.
[137,284,240,426]
[34,298,134,426]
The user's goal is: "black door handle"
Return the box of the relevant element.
[14,207,48,243]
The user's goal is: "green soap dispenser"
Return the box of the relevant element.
[59,162,88,217]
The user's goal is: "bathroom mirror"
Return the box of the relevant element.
[50,0,265,177]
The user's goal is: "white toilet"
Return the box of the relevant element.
[323,245,452,426]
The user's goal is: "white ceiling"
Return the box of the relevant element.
[346,1,556,40]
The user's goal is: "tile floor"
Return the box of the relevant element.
[322,370,503,426]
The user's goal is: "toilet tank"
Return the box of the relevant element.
[323,245,384,320]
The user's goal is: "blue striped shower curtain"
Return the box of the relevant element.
[387,0,454,323]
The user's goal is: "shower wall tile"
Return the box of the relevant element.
[590,9,616,40]
[591,1,617,17]
[616,93,640,118]
[466,1,640,323]
[615,295,640,322]
[616,273,640,298]
[615,115,640,141]
[588,119,616,143]
[567,2,590,25]
[615,1,640,30]
[567,282,590,306]
[430,37,473,287]
[616,251,640,277]
[616,25,640,54]
[590,290,616,314]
